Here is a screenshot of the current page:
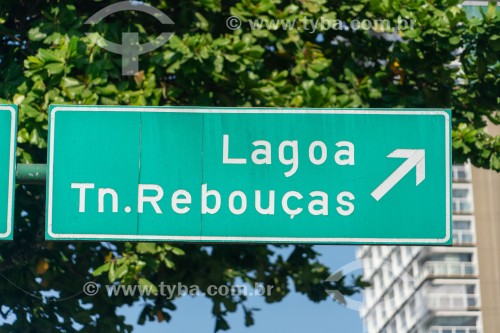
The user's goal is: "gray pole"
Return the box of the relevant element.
[16,164,47,185]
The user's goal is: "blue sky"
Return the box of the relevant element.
[120,245,364,333]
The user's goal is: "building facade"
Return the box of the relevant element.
[469,121,500,332]
[358,164,482,333]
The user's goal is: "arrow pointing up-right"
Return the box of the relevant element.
[371,149,426,201]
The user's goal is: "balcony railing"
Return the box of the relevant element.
[420,261,477,280]
[452,164,472,182]
[427,293,480,309]
[429,326,481,333]
[452,198,473,213]
[452,230,476,244]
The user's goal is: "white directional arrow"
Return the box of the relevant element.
[371,149,425,201]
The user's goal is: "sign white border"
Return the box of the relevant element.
[1,106,17,239]
[47,106,451,244]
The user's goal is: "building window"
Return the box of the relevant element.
[452,164,471,182]
[389,321,397,333]
[453,219,471,230]
[374,274,380,291]
[397,280,404,300]
[379,271,385,287]
[366,247,372,260]
[396,249,402,266]
[405,246,413,258]
[399,308,407,330]
[387,290,395,311]
[452,217,475,244]
[385,265,394,280]
[367,316,376,331]
[452,186,473,213]
[380,300,387,319]
[408,298,416,316]
[375,246,382,259]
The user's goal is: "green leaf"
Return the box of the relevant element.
[486,1,497,20]
[163,258,175,269]
[449,36,461,45]
[28,27,47,41]
[108,262,117,282]
[38,49,64,63]
[171,247,185,256]
[61,77,81,88]
[92,263,111,277]
[138,278,158,295]
[115,264,128,279]
[17,128,30,144]
[29,128,40,145]
[136,242,157,254]
[489,35,500,51]
[45,63,65,75]
[96,84,118,96]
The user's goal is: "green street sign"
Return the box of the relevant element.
[0,105,17,240]
[47,106,451,244]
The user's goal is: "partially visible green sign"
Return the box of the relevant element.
[0,105,17,240]
[47,106,451,245]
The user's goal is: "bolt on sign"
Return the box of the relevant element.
[0,105,17,240]
[46,106,451,244]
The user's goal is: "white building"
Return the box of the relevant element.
[358,164,482,333]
